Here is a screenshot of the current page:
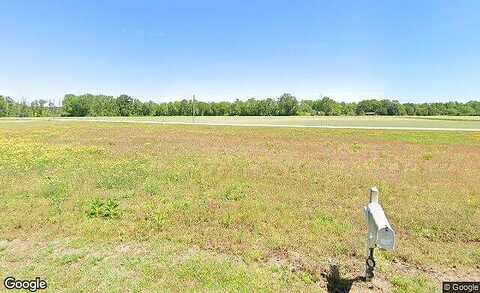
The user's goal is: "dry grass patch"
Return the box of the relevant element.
[1,122,479,291]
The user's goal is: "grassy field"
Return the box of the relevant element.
[1,121,479,292]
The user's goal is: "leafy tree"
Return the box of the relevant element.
[2,93,479,118]
[0,96,8,117]
[340,102,357,115]
[116,95,134,116]
[297,101,313,116]
[356,99,380,115]
[277,93,298,116]
[317,97,341,116]
[63,94,89,116]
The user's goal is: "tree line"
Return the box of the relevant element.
[1,93,480,117]
[0,96,62,117]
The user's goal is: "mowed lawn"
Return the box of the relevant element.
[0,122,479,292]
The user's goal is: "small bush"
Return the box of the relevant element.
[422,153,433,160]
[87,198,121,219]
[41,180,69,209]
[148,211,168,230]
[351,142,362,152]
[224,182,250,201]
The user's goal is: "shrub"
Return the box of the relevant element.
[422,153,433,160]
[87,198,121,219]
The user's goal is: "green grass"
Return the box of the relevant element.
[0,121,479,291]
[391,275,438,293]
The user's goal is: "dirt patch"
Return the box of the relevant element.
[325,263,392,293]
[391,258,480,283]
[266,248,394,292]
[267,247,320,276]
[0,238,50,255]
[266,247,480,292]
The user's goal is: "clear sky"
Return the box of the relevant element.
[1,0,479,103]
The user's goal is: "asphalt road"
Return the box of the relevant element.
[2,117,480,132]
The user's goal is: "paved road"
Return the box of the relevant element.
[2,117,480,132]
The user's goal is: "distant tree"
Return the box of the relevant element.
[297,101,313,115]
[63,94,88,116]
[467,101,480,115]
[316,97,341,116]
[116,95,134,116]
[243,98,259,115]
[356,99,379,115]
[229,99,242,116]
[259,98,278,116]
[277,93,298,116]
[210,101,229,115]
[2,93,480,117]
[415,104,429,116]
[385,100,406,115]
[403,103,416,116]
[340,102,357,115]
[154,103,168,116]
[0,96,8,117]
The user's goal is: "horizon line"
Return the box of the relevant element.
[2,92,479,105]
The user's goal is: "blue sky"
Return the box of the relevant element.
[1,0,479,103]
